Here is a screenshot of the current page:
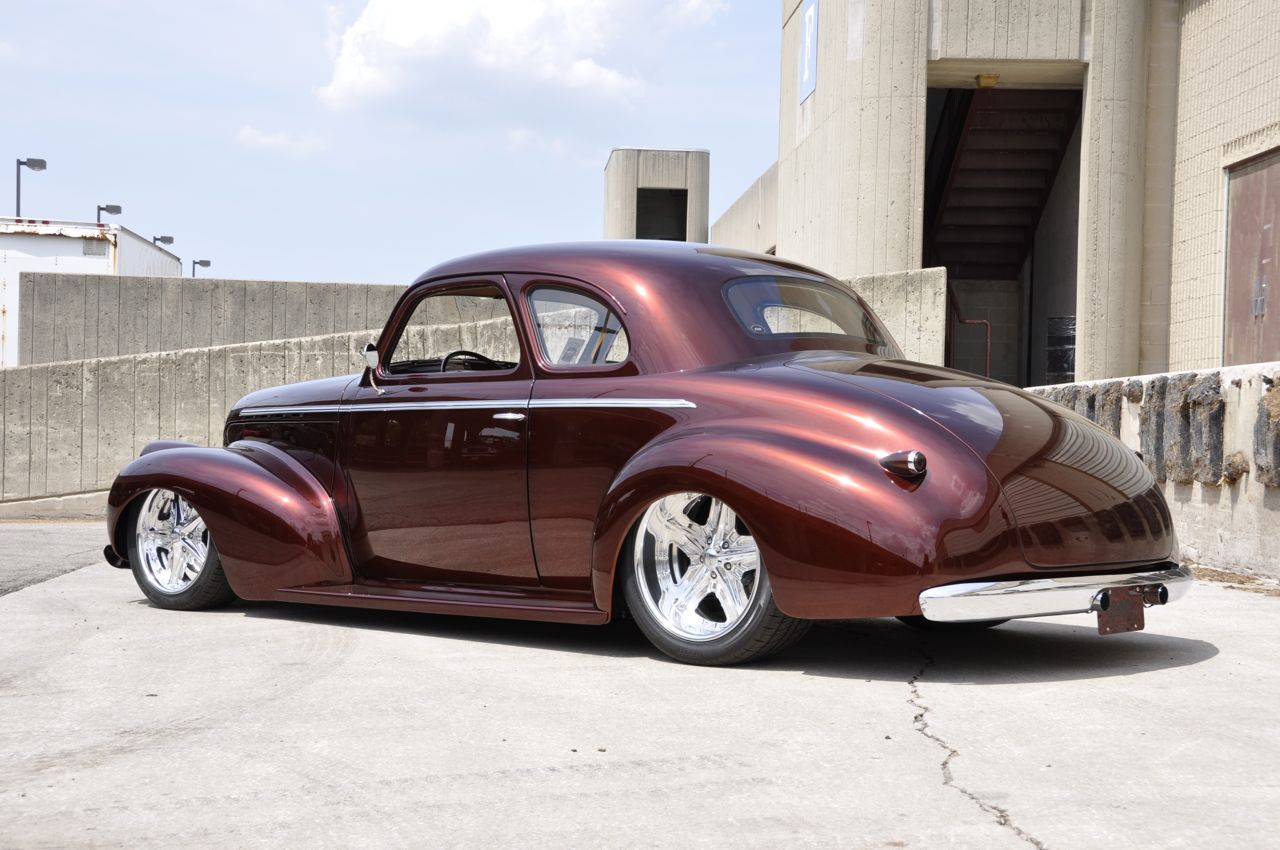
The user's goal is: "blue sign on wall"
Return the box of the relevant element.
[799,0,819,103]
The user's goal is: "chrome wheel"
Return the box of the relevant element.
[135,489,210,595]
[633,492,761,642]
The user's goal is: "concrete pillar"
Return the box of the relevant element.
[1138,0,1181,376]
[1075,0,1149,380]
[603,148,711,242]
[776,0,928,279]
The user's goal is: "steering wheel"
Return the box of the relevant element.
[440,349,500,373]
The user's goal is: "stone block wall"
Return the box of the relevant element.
[1030,362,1280,577]
[17,273,403,366]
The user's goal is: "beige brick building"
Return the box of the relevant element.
[698,0,1280,386]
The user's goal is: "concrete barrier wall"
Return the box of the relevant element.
[844,268,947,365]
[1029,362,1280,578]
[0,330,375,502]
[17,273,404,366]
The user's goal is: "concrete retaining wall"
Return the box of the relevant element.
[17,273,403,366]
[1030,362,1280,578]
[0,330,375,502]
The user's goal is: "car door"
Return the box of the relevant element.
[341,276,538,586]
[512,275,690,593]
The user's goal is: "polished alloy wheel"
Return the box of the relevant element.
[136,489,210,594]
[633,492,761,641]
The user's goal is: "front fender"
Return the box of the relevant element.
[590,421,1015,620]
[107,440,353,600]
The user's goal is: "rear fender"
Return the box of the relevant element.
[590,424,1006,620]
[107,440,353,600]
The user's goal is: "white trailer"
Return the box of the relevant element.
[0,217,182,367]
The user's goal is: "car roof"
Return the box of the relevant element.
[417,240,827,289]
[410,241,879,375]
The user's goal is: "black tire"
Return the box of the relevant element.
[126,491,236,611]
[621,498,811,666]
[896,615,1008,632]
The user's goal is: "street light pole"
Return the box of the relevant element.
[191,259,211,277]
[96,204,122,224]
[15,158,47,217]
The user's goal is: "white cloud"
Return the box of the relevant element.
[236,125,326,156]
[318,0,726,108]
[668,0,729,26]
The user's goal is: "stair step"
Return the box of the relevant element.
[947,188,1043,208]
[952,170,1050,190]
[935,226,1030,244]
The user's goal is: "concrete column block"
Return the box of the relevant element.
[95,275,121,358]
[157,351,179,441]
[284,282,308,338]
[97,358,139,488]
[53,274,87,364]
[258,341,287,389]
[270,282,289,339]
[180,278,214,350]
[174,349,211,445]
[306,284,337,337]
[2,368,31,500]
[30,274,56,365]
[158,280,182,353]
[80,360,99,491]
[244,282,274,344]
[207,347,227,446]
[117,278,149,357]
[45,362,85,497]
[349,286,369,335]
[134,354,161,455]
[17,274,35,365]
[82,276,100,360]
[28,365,48,497]
[224,347,255,415]
[300,335,329,382]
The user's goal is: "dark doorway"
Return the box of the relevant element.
[636,189,688,241]
[923,87,1082,387]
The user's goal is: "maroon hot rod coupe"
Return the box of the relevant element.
[105,241,1190,665]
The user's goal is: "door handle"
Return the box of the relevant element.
[493,412,526,421]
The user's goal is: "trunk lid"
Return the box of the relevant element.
[792,354,1175,568]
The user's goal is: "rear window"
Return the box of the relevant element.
[723,276,891,349]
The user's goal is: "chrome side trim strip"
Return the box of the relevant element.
[239,398,697,417]
[239,404,345,417]
[343,401,523,413]
[917,564,1193,623]
[528,398,697,409]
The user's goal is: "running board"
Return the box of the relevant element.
[274,582,608,625]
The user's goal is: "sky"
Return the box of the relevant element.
[1,0,780,283]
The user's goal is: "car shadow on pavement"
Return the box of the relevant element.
[232,601,1218,684]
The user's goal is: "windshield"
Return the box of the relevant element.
[723,276,898,355]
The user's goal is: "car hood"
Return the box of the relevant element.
[229,374,358,419]
[788,352,1175,568]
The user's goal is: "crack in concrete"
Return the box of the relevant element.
[906,647,1049,850]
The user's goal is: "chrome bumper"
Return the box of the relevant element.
[918,564,1193,623]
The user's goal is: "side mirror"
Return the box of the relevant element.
[361,342,379,370]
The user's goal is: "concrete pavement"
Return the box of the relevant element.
[1,523,1277,849]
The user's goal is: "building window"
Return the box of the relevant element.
[1225,148,1280,366]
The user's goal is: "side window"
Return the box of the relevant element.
[528,287,630,368]
[387,285,521,374]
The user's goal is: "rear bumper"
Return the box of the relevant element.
[918,563,1193,623]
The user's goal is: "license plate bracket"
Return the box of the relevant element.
[1097,588,1146,635]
